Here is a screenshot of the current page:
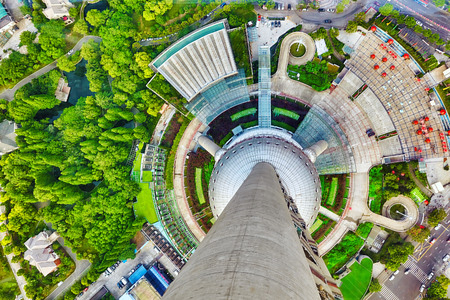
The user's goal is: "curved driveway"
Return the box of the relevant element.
[0,36,102,101]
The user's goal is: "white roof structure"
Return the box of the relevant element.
[42,0,73,19]
[0,120,18,155]
[24,232,60,276]
[150,20,237,101]
[209,129,322,228]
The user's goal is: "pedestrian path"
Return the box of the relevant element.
[403,258,428,283]
[378,285,400,300]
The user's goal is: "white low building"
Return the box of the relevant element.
[24,231,61,277]
[42,0,73,21]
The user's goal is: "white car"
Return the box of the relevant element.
[67,49,73,55]
[443,254,450,262]
[389,274,395,281]
[420,284,426,292]
[393,270,400,275]
[427,272,434,280]
[435,224,442,230]
[404,268,410,274]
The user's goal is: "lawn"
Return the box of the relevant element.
[142,170,153,182]
[229,28,252,79]
[273,107,300,120]
[133,152,142,172]
[340,258,373,300]
[411,187,426,203]
[323,231,364,274]
[309,218,323,234]
[326,177,338,206]
[195,168,206,205]
[290,43,306,57]
[134,182,158,224]
[0,247,19,299]
[230,108,257,121]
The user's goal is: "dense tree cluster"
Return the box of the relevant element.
[407,225,431,243]
[427,208,446,227]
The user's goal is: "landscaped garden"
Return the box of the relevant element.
[389,204,406,220]
[0,247,19,300]
[323,231,365,274]
[287,60,339,91]
[230,108,257,121]
[320,174,349,216]
[340,257,373,300]
[195,168,206,205]
[311,214,337,244]
[368,163,428,214]
[142,170,153,182]
[290,42,306,57]
[229,28,253,82]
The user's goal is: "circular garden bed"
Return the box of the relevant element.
[290,43,306,57]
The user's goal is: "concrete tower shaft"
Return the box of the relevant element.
[162,162,321,300]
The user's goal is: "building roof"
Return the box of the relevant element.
[24,231,52,250]
[42,0,72,19]
[130,279,161,300]
[209,128,322,227]
[145,265,170,296]
[150,20,237,101]
[129,265,148,285]
[55,77,71,102]
[24,231,60,276]
[0,3,7,20]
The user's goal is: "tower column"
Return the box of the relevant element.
[303,140,328,163]
[195,133,224,160]
[162,162,321,300]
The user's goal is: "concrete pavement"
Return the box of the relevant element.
[0,35,102,101]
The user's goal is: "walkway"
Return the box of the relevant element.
[408,163,433,198]
[319,206,340,222]
[0,36,102,101]
[45,237,91,300]
[173,118,207,242]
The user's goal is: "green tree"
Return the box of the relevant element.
[414,25,423,34]
[369,278,382,293]
[445,41,450,51]
[379,3,394,16]
[426,275,450,298]
[20,31,37,46]
[57,54,78,72]
[143,0,174,21]
[73,20,89,35]
[405,16,416,28]
[342,0,350,4]
[433,0,445,6]
[429,33,440,44]
[423,29,433,37]
[428,209,446,227]
[390,9,400,18]
[336,3,345,13]
[329,27,340,38]
[407,225,430,242]
[346,21,358,33]
[69,6,79,18]
[86,9,108,27]
[384,243,414,270]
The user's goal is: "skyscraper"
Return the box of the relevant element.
[163,132,342,299]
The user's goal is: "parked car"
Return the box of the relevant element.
[327,8,335,12]
[318,8,325,12]
[324,19,332,23]
[427,272,434,280]
[435,224,442,230]
[393,270,399,275]
[443,254,450,262]
[117,281,124,289]
[420,284,426,292]
[404,268,410,274]
[67,49,73,55]
[389,274,395,281]
[288,4,291,10]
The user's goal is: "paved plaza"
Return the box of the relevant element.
[345,32,449,161]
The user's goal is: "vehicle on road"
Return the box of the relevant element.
[435,224,442,230]
[447,236,450,242]
[404,268,410,274]
[318,8,325,12]
[420,284,426,292]
[389,274,395,281]
[326,8,335,12]
[117,282,123,289]
[430,238,437,245]
[443,254,450,262]
[427,272,434,280]
[324,19,332,23]
[67,49,73,55]
[220,2,226,8]
[83,287,88,292]
[374,1,380,6]
[394,270,399,275]
[288,4,291,10]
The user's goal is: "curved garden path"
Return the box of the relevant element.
[408,163,433,198]
[0,36,102,101]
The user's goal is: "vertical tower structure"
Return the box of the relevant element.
[163,162,321,300]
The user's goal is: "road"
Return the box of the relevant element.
[369,207,450,300]
[0,36,102,101]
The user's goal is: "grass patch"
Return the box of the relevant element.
[326,177,338,206]
[287,60,337,91]
[133,152,142,172]
[309,219,323,234]
[134,182,158,224]
[340,258,373,300]
[195,168,206,205]
[230,108,257,121]
[273,107,300,120]
[411,187,426,203]
[290,43,306,57]
[142,170,152,182]
[271,120,295,132]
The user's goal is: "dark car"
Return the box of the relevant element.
[318,8,325,12]
[324,19,332,23]
[117,282,123,289]
[288,4,292,10]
